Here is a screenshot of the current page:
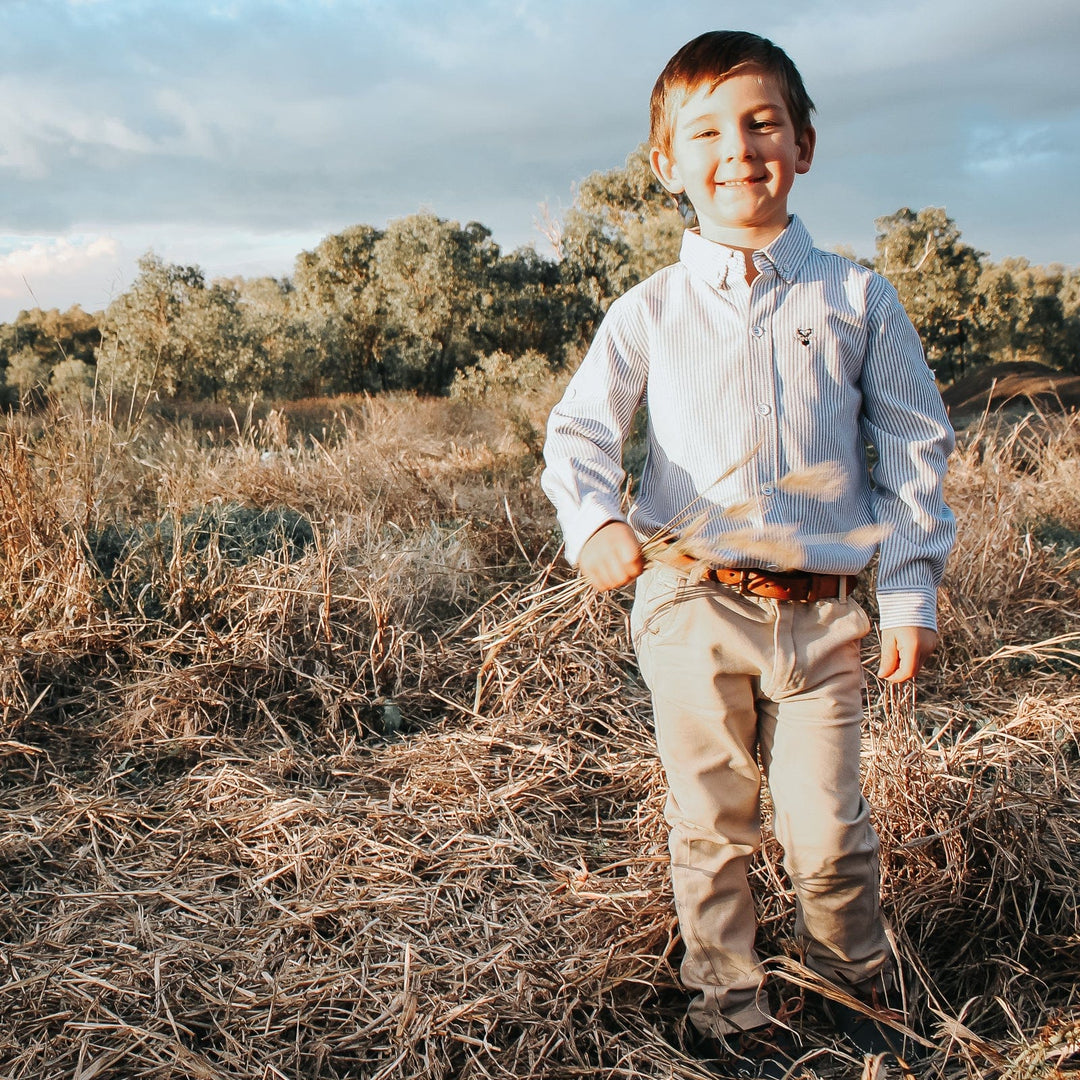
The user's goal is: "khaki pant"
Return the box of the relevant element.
[631,564,894,1036]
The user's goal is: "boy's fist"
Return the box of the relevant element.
[578,521,645,592]
[877,626,939,683]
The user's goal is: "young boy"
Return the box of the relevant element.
[541,30,955,1078]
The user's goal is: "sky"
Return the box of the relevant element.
[1,0,1078,322]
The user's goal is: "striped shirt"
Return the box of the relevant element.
[541,215,956,630]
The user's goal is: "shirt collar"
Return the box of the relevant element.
[679,214,814,289]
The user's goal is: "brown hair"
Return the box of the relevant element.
[650,31,815,156]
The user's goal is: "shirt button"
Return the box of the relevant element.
[755,403,772,416]
[751,325,765,338]
[761,483,776,496]
[766,563,781,572]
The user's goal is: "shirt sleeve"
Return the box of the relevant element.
[859,275,956,630]
[541,293,650,565]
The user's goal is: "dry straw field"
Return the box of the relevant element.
[1,383,1078,1080]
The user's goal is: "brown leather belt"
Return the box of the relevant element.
[658,550,857,602]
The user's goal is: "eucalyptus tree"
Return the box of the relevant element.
[292,224,388,393]
[479,245,567,368]
[555,143,684,351]
[96,254,211,400]
[874,207,983,381]
[973,258,1073,369]
[372,213,502,394]
[0,305,100,405]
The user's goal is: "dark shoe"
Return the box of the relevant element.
[696,1024,817,1079]
[824,986,921,1070]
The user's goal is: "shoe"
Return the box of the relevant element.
[695,1024,817,1079]
[823,986,921,1070]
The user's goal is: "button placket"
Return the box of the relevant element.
[747,279,780,509]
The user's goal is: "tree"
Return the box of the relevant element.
[972,258,1071,369]
[292,225,388,393]
[231,275,323,399]
[482,246,568,367]
[97,253,210,399]
[4,346,50,404]
[372,213,501,394]
[555,144,685,352]
[0,305,100,407]
[874,207,983,382]
[49,357,95,403]
[1058,268,1080,372]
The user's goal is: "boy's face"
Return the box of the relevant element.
[650,69,815,247]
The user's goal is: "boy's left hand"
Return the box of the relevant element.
[877,626,939,683]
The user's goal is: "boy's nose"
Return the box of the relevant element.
[722,128,754,160]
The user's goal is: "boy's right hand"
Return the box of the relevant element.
[578,521,645,592]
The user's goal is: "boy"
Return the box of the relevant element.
[541,30,955,1079]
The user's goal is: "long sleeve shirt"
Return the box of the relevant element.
[541,215,956,630]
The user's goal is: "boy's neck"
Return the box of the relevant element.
[697,216,792,286]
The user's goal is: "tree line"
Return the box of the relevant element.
[3,146,1078,408]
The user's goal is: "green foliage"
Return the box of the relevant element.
[292,224,386,394]
[0,304,100,407]
[4,346,50,402]
[290,213,576,396]
[48,357,95,403]
[558,144,685,349]
[5,156,1078,408]
[88,503,315,620]
[449,349,551,402]
[874,207,983,381]
[484,246,570,367]
[875,207,1080,380]
[373,213,501,394]
[973,259,1074,372]
[95,254,323,404]
[96,253,210,399]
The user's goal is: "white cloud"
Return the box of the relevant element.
[0,236,121,312]
[0,0,1077,321]
[0,76,154,177]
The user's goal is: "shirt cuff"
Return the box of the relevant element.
[876,589,939,632]
[561,502,627,566]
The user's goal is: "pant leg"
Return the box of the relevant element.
[631,565,777,1035]
[756,598,895,990]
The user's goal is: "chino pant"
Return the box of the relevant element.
[630,563,894,1036]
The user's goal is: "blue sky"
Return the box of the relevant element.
[1,0,1078,321]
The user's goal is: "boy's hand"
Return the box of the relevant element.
[877,626,939,683]
[578,521,645,592]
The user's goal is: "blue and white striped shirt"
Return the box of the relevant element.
[541,215,955,630]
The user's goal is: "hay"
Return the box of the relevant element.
[1,396,1078,1079]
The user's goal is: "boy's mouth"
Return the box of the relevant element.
[717,176,766,187]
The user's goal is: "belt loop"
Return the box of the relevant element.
[839,575,849,603]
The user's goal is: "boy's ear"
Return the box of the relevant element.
[650,146,684,194]
[795,124,816,175]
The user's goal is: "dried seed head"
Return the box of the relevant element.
[775,462,845,501]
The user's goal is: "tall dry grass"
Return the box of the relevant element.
[0,388,1077,1079]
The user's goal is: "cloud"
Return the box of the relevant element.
[0,235,120,311]
[0,0,1077,322]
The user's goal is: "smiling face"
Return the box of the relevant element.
[650,68,815,249]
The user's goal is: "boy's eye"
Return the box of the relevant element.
[750,120,776,130]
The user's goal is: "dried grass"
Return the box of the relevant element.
[0,392,1078,1079]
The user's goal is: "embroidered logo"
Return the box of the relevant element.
[795,327,813,347]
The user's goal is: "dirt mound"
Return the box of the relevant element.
[943,360,1080,422]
